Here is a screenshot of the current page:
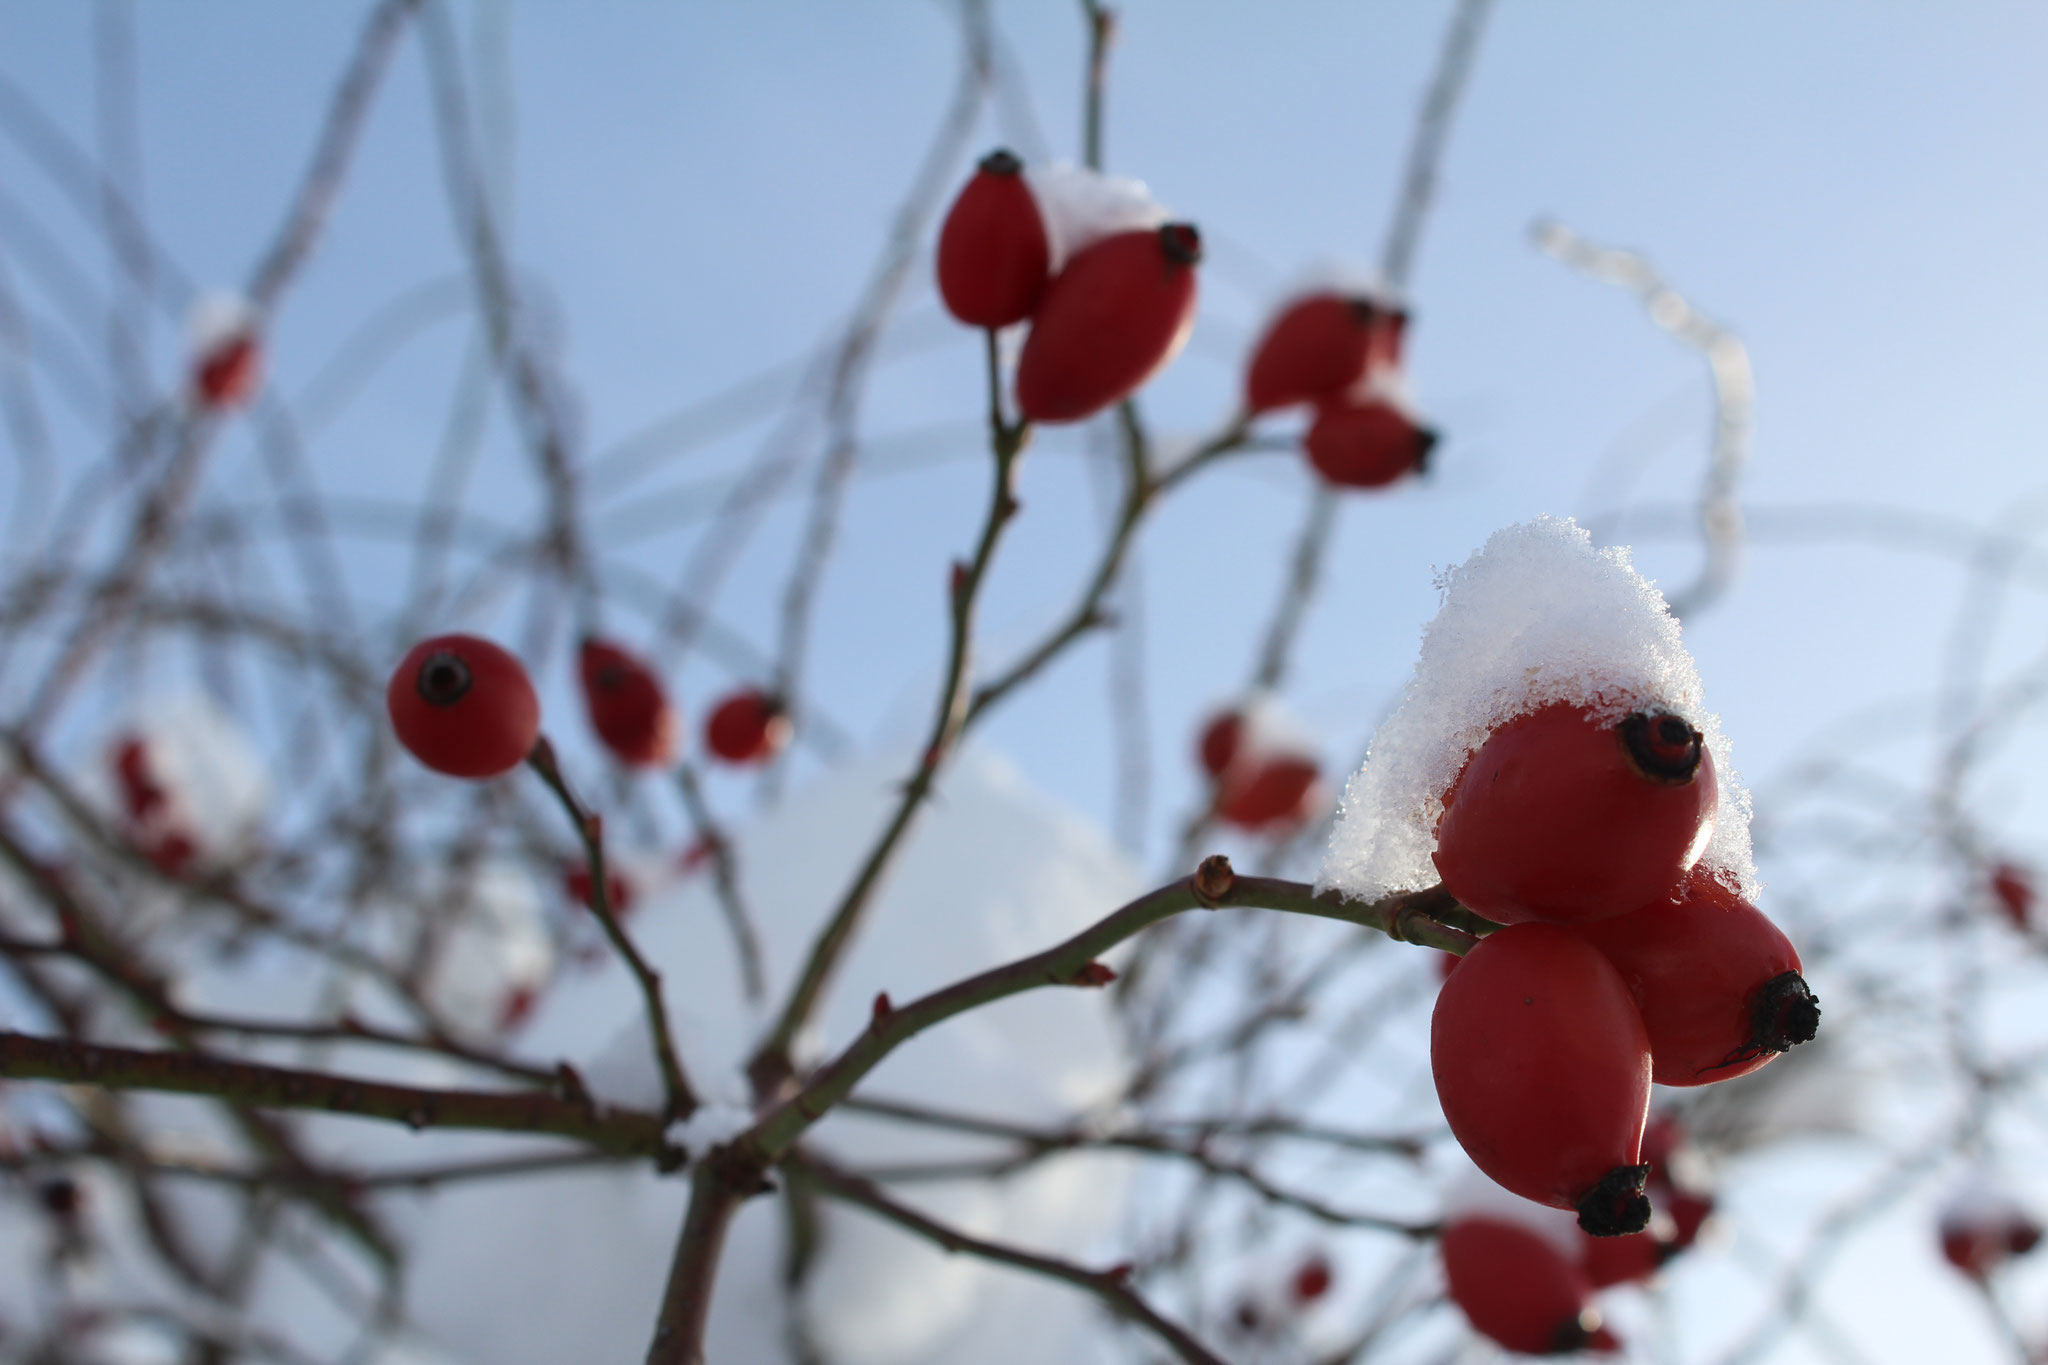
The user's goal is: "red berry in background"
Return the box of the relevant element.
[386,634,540,779]
[1304,399,1436,490]
[937,149,1051,329]
[1432,923,1653,1235]
[705,689,791,766]
[578,639,677,768]
[112,736,167,820]
[1197,710,1244,779]
[1433,702,1719,924]
[1939,1187,2044,1279]
[563,863,635,918]
[1290,1253,1333,1303]
[1215,754,1320,830]
[1666,1189,1715,1250]
[1244,294,1406,413]
[1579,1227,1668,1289]
[1572,870,1818,1086]
[1441,1218,1618,1356]
[194,332,262,408]
[1015,223,1201,424]
[1991,861,2033,929]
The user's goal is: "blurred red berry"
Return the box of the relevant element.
[1244,294,1405,413]
[1290,1254,1333,1303]
[386,634,540,779]
[705,689,791,766]
[1573,870,1817,1086]
[1432,923,1653,1235]
[498,983,540,1033]
[194,332,262,409]
[1579,1227,1667,1289]
[1015,223,1201,423]
[112,736,166,820]
[578,638,676,768]
[1433,703,1719,924]
[1991,862,2034,930]
[1215,754,1319,831]
[1304,399,1435,490]
[563,863,635,918]
[937,149,1051,329]
[1442,1217,1618,1356]
[1666,1190,1715,1250]
[1197,710,1244,778]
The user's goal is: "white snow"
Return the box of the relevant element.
[1317,517,1757,904]
[416,860,555,1043]
[1938,1174,2033,1234]
[99,692,272,870]
[184,290,257,356]
[1023,162,1169,274]
[1438,1157,1582,1256]
[665,1103,754,1161]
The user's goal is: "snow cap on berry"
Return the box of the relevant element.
[1316,517,1755,903]
[1440,1160,1583,1257]
[1023,162,1169,273]
[186,291,257,355]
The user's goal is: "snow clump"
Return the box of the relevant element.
[1317,516,1756,904]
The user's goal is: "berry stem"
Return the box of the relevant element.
[526,737,698,1120]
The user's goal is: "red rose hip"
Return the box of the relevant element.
[1197,710,1244,778]
[1244,294,1405,413]
[1015,223,1201,423]
[387,634,540,779]
[1432,923,1653,1235]
[705,689,791,766]
[578,638,677,768]
[1304,399,1436,490]
[1433,702,1719,923]
[1214,754,1319,830]
[937,150,1051,329]
[1573,871,1819,1086]
[194,332,263,409]
[1441,1217,1618,1355]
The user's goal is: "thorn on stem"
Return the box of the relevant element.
[1070,961,1117,987]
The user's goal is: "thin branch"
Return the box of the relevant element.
[794,1153,1229,1365]
[675,761,766,1004]
[527,738,696,1118]
[0,1030,669,1155]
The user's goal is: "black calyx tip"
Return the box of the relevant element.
[416,650,473,708]
[1412,426,1441,475]
[1750,970,1821,1053]
[1346,296,1384,325]
[1577,1164,1652,1237]
[1619,710,1704,784]
[595,664,627,693]
[978,148,1023,176]
[1549,1313,1599,1356]
[1159,222,1202,267]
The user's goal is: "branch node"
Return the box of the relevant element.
[1191,854,1235,908]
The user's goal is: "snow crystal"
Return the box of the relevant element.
[1317,517,1756,904]
[665,1103,754,1160]
[1023,162,1168,273]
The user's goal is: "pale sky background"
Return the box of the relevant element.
[4,4,2048,1361]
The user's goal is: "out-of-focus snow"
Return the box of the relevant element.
[1024,162,1169,273]
[1317,517,1757,904]
[416,860,555,1043]
[1438,1157,1581,1256]
[1937,1173,2035,1233]
[98,692,271,869]
[388,744,1140,1365]
[184,290,256,355]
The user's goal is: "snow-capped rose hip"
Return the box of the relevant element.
[1572,870,1818,1085]
[937,149,1051,329]
[1304,399,1436,490]
[1432,923,1653,1235]
[1244,294,1405,414]
[1939,1183,2044,1279]
[578,638,676,768]
[1441,1217,1618,1356]
[705,689,791,766]
[1433,702,1719,923]
[386,634,540,779]
[1015,222,1201,423]
[1215,754,1320,830]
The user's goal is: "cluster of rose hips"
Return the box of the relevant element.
[384,633,789,782]
[1429,701,1820,1240]
[1195,706,1323,832]
[1242,289,1433,489]
[938,149,1201,424]
[1938,1180,2043,1282]
[1222,1250,1335,1346]
[1443,1117,1717,1355]
[108,735,199,877]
